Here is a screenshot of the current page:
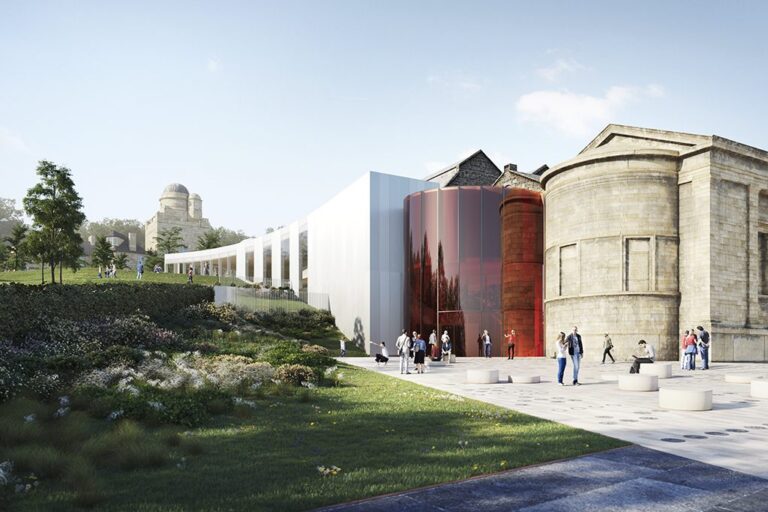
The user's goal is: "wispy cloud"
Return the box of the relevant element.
[535,58,586,82]
[0,127,30,153]
[207,58,220,73]
[515,85,665,137]
[427,73,484,92]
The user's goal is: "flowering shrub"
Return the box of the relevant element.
[183,302,238,325]
[242,309,337,339]
[261,342,335,375]
[275,364,316,386]
[301,344,329,355]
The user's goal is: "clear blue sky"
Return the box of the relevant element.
[1,0,767,235]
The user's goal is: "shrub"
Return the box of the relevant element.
[5,444,68,478]
[301,344,330,355]
[275,364,316,386]
[0,282,213,342]
[183,302,238,324]
[242,309,337,339]
[262,342,335,375]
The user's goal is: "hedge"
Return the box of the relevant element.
[0,283,214,341]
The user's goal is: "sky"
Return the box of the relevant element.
[2,0,768,235]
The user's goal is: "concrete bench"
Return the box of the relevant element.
[466,369,499,384]
[725,374,765,384]
[751,380,768,398]
[618,374,659,391]
[659,388,712,411]
[600,374,620,382]
[508,375,541,384]
[640,362,672,379]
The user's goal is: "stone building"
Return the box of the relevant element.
[494,163,545,191]
[425,150,502,186]
[145,184,212,252]
[541,124,768,362]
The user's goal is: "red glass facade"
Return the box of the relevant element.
[405,186,542,357]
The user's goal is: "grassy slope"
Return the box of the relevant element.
[16,365,626,512]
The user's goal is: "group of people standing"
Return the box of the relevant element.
[681,326,710,370]
[380,329,453,375]
[97,263,118,279]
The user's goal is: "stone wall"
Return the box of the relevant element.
[450,152,502,186]
[542,150,680,361]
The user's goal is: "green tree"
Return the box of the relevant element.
[25,229,48,284]
[91,235,114,270]
[143,249,163,270]
[0,198,24,241]
[155,226,186,255]
[3,222,29,271]
[23,161,86,284]
[114,253,129,270]
[197,230,222,250]
[0,242,7,270]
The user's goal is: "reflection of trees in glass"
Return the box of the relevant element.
[299,229,308,291]
[437,241,460,311]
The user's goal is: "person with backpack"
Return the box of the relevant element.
[697,326,711,370]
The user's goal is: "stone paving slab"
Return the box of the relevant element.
[341,357,768,479]
[317,447,768,512]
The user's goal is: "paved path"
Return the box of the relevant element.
[318,445,768,512]
[340,357,768,479]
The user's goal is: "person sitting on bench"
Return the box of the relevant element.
[630,339,655,374]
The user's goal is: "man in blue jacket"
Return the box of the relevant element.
[566,325,583,386]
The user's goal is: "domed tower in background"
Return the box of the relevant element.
[188,193,203,219]
[145,184,212,252]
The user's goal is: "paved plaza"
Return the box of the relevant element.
[340,357,768,479]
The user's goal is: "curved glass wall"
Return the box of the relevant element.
[406,187,507,356]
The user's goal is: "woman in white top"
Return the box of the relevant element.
[555,332,568,386]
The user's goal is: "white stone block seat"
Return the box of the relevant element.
[466,369,499,384]
[640,362,672,379]
[618,374,659,391]
[508,375,541,384]
[659,388,712,411]
[725,374,765,384]
[751,380,768,398]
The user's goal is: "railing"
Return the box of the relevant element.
[213,286,330,313]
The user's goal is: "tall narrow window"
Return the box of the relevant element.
[625,238,650,291]
[263,243,272,287]
[760,232,768,295]
[281,235,290,288]
[299,228,308,291]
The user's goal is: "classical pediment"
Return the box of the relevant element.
[580,124,712,155]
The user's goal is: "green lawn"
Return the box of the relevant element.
[0,268,240,286]
[13,365,626,511]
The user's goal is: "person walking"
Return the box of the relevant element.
[187,265,194,284]
[566,326,583,385]
[339,338,347,357]
[505,329,517,360]
[630,340,655,374]
[374,341,389,366]
[413,334,427,374]
[482,330,492,358]
[136,259,144,280]
[396,330,411,375]
[441,330,452,363]
[555,332,568,385]
[697,325,710,370]
[601,333,615,364]
[98,265,103,279]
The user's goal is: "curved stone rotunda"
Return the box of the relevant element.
[541,125,768,362]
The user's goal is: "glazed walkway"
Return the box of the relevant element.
[319,445,768,512]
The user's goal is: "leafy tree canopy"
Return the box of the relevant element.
[3,222,29,271]
[155,226,186,255]
[91,235,114,269]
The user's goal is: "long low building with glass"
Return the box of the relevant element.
[166,124,768,363]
